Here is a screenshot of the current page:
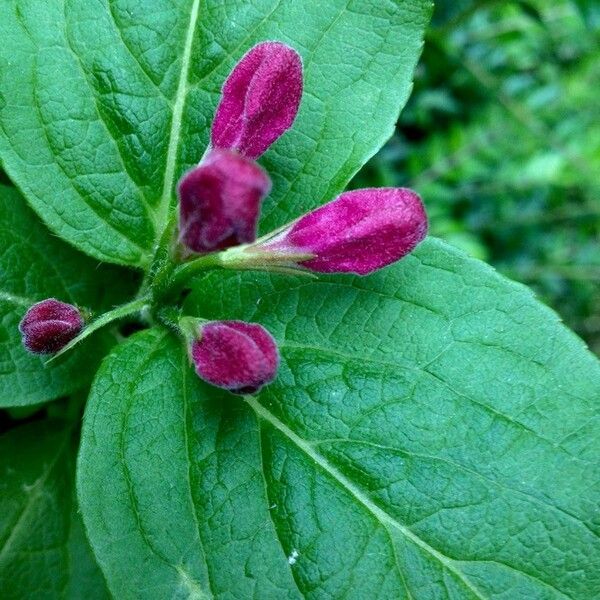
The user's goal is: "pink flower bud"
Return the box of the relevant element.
[211,41,303,159]
[191,320,279,394]
[178,149,271,253]
[261,188,428,275]
[19,299,84,354]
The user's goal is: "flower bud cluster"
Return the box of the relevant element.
[178,42,302,255]
[174,42,427,394]
[21,41,429,399]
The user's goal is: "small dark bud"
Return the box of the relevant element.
[19,299,84,354]
[178,149,271,254]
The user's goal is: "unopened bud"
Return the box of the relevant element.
[19,299,84,354]
[211,41,303,159]
[256,188,428,275]
[178,149,271,254]
[186,319,279,394]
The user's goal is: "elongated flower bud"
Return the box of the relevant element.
[211,41,303,159]
[178,149,271,253]
[19,299,84,354]
[189,320,279,394]
[258,188,428,275]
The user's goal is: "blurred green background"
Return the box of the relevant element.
[353,0,600,354]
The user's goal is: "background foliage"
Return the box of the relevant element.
[353,0,600,354]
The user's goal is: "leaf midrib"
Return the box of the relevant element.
[244,395,488,600]
[0,290,36,308]
[155,0,201,247]
[180,350,215,599]
[0,432,70,565]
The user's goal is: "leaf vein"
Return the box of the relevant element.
[180,352,215,599]
[255,416,306,598]
[245,396,488,600]
[0,432,70,565]
[62,0,156,227]
[313,438,598,540]
[155,0,201,245]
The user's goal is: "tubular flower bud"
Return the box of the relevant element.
[258,188,428,275]
[178,149,272,254]
[19,299,84,354]
[190,320,279,394]
[211,41,303,159]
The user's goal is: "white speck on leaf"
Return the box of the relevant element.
[288,549,299,565]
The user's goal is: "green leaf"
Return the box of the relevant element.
[0,420,109,599]
[0,184,138,407]
[0,167,11,187]
[79,238,600,598]
[79,328,301,599]
[0,0,431,265]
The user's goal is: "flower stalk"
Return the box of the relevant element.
[45,296,151,363]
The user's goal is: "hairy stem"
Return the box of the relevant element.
[46,296,151,363]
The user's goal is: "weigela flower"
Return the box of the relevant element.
[171,41,429,394]
[251,188,428,275]
[19,299,84,354]
[211,41,303,159]
[178,41,302,255]
[178,149,271,253]
[189,320,279,394]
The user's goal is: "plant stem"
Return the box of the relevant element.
[46,296,151,363]
[164,245,317,299]
[166,253,225,296]
[137,211,179,300]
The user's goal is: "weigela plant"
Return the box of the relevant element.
[2,6,598,597]
[23,41,428,393]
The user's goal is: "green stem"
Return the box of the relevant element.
[155,305,185,332]
[166,252,225,295]
[165,245,317,299]
[45,296,151,364]
[137,211,179,300]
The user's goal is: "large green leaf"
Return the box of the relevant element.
[78,238,600,599]
[0,184,138,407]
[0,0,431,265]
[0,420,109,599]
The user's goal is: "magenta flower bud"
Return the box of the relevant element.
[178,149,271,253]
[19,299,84,354]
[261,188,428,275]
[211,41,303,159]
[190,320,279,394]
